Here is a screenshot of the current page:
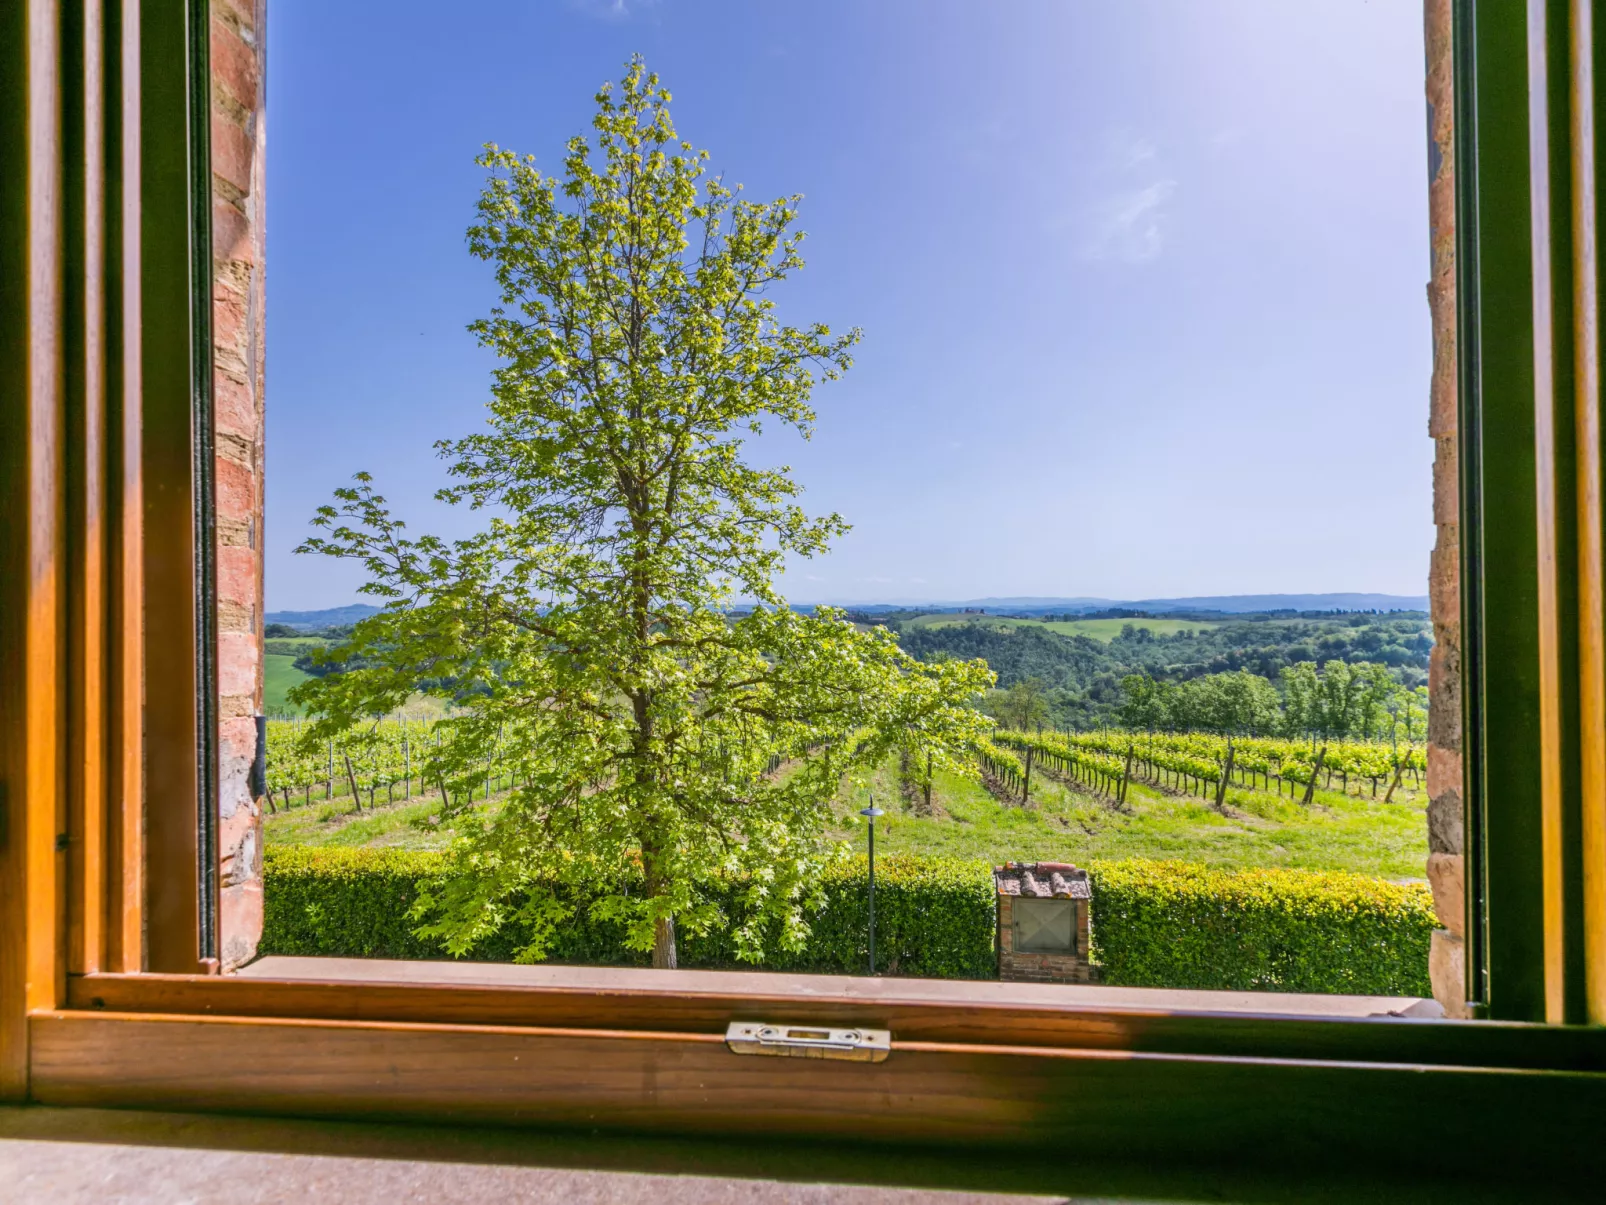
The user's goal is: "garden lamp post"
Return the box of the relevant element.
[860,798,884,975]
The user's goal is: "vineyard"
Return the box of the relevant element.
[264,717,516,814]
[266,718,1432,879]
[985,728,1425,809]
[267,713,1425,822]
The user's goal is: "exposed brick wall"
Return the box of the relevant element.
[996,895,1096,985]
[212,0,267,971]
[1423,0,1467,1019]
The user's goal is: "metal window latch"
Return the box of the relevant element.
[725,1021,891,1063]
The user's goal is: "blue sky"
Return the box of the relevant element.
[266,0,1431,610]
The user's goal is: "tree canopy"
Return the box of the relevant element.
[290,59,992,968]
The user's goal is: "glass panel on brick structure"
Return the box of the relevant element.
[251,0,1442,1007]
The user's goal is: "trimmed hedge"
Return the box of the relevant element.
[261,847,996,980]
[261,848,1434,996]
[1088,859,1435,997]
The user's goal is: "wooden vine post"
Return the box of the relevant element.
[342,751,364,814]
[1383,756,1405,803]
[1301,746,1327,806]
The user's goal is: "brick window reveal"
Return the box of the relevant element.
[211,0,267,970]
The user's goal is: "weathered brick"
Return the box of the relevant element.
[212,0,258,42]
[218,544,258,609]
[1429,289,1457,438]
[210,108,254,196]
[217,598,253,634]
[217,429,254,471]
[210,16,259,111]
[216,456,255,525]
[215,373,255,439]
[1428,792,1462,856]
[218,715,257,817]
[213,194,253,267]
[1424,0,1464,1020]
[213,171,247,211]
[1426,742,1462,805]
[214,278,252,383]
[220,806,257,877]
[1429,930,1470,1019]
[1429,530,1459,621]
[219,630,259,700]
[1432,438,1459,525]
[220,880,263,971]
[217,516,251,551]
[1428,642,1461,753]
[1427,852,1465,935]
[219,693,257,722]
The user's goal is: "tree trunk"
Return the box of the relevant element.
[1214,743,1235,812]
[653,915,678,969]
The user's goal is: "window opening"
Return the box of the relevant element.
[243,1,1443,1009]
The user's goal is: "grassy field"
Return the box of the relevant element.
[830,764,1427,880]
[264,654,311,715]
[902,614,1223,642]
[265,753,1429,880]
[263,792,487,849]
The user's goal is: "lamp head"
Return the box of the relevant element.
[860,806,884,819]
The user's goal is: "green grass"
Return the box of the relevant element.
[903,614,1223,642]
[264,653,311,716]
[830,766,1428,880]
[263,774,515,850]
[268,753,1429,881]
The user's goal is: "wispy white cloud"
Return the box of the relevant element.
[1057,132,1177,265]
[1116,137,1158,169]
[564,0,650,21]
[1080,179,1177,264]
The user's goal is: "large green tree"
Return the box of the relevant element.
[291,60,992,968]
[991,676,1051,731]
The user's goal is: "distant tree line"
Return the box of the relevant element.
[901,613,1433,729]
[986,662,1426,746]
[1114,663,1426,744]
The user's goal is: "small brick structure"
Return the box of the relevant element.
[994,862,1095,984]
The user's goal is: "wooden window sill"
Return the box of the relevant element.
[235,956,1446,1021]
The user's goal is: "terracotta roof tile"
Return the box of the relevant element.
[993,861,1090,900]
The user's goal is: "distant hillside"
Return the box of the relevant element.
[1120,593,1429,614]
[264,603,382,631]
[804,593,1429,614]
[273,593,1430,631]
[896,611,1434,724]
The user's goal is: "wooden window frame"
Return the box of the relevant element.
[2,0,1604,1183]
